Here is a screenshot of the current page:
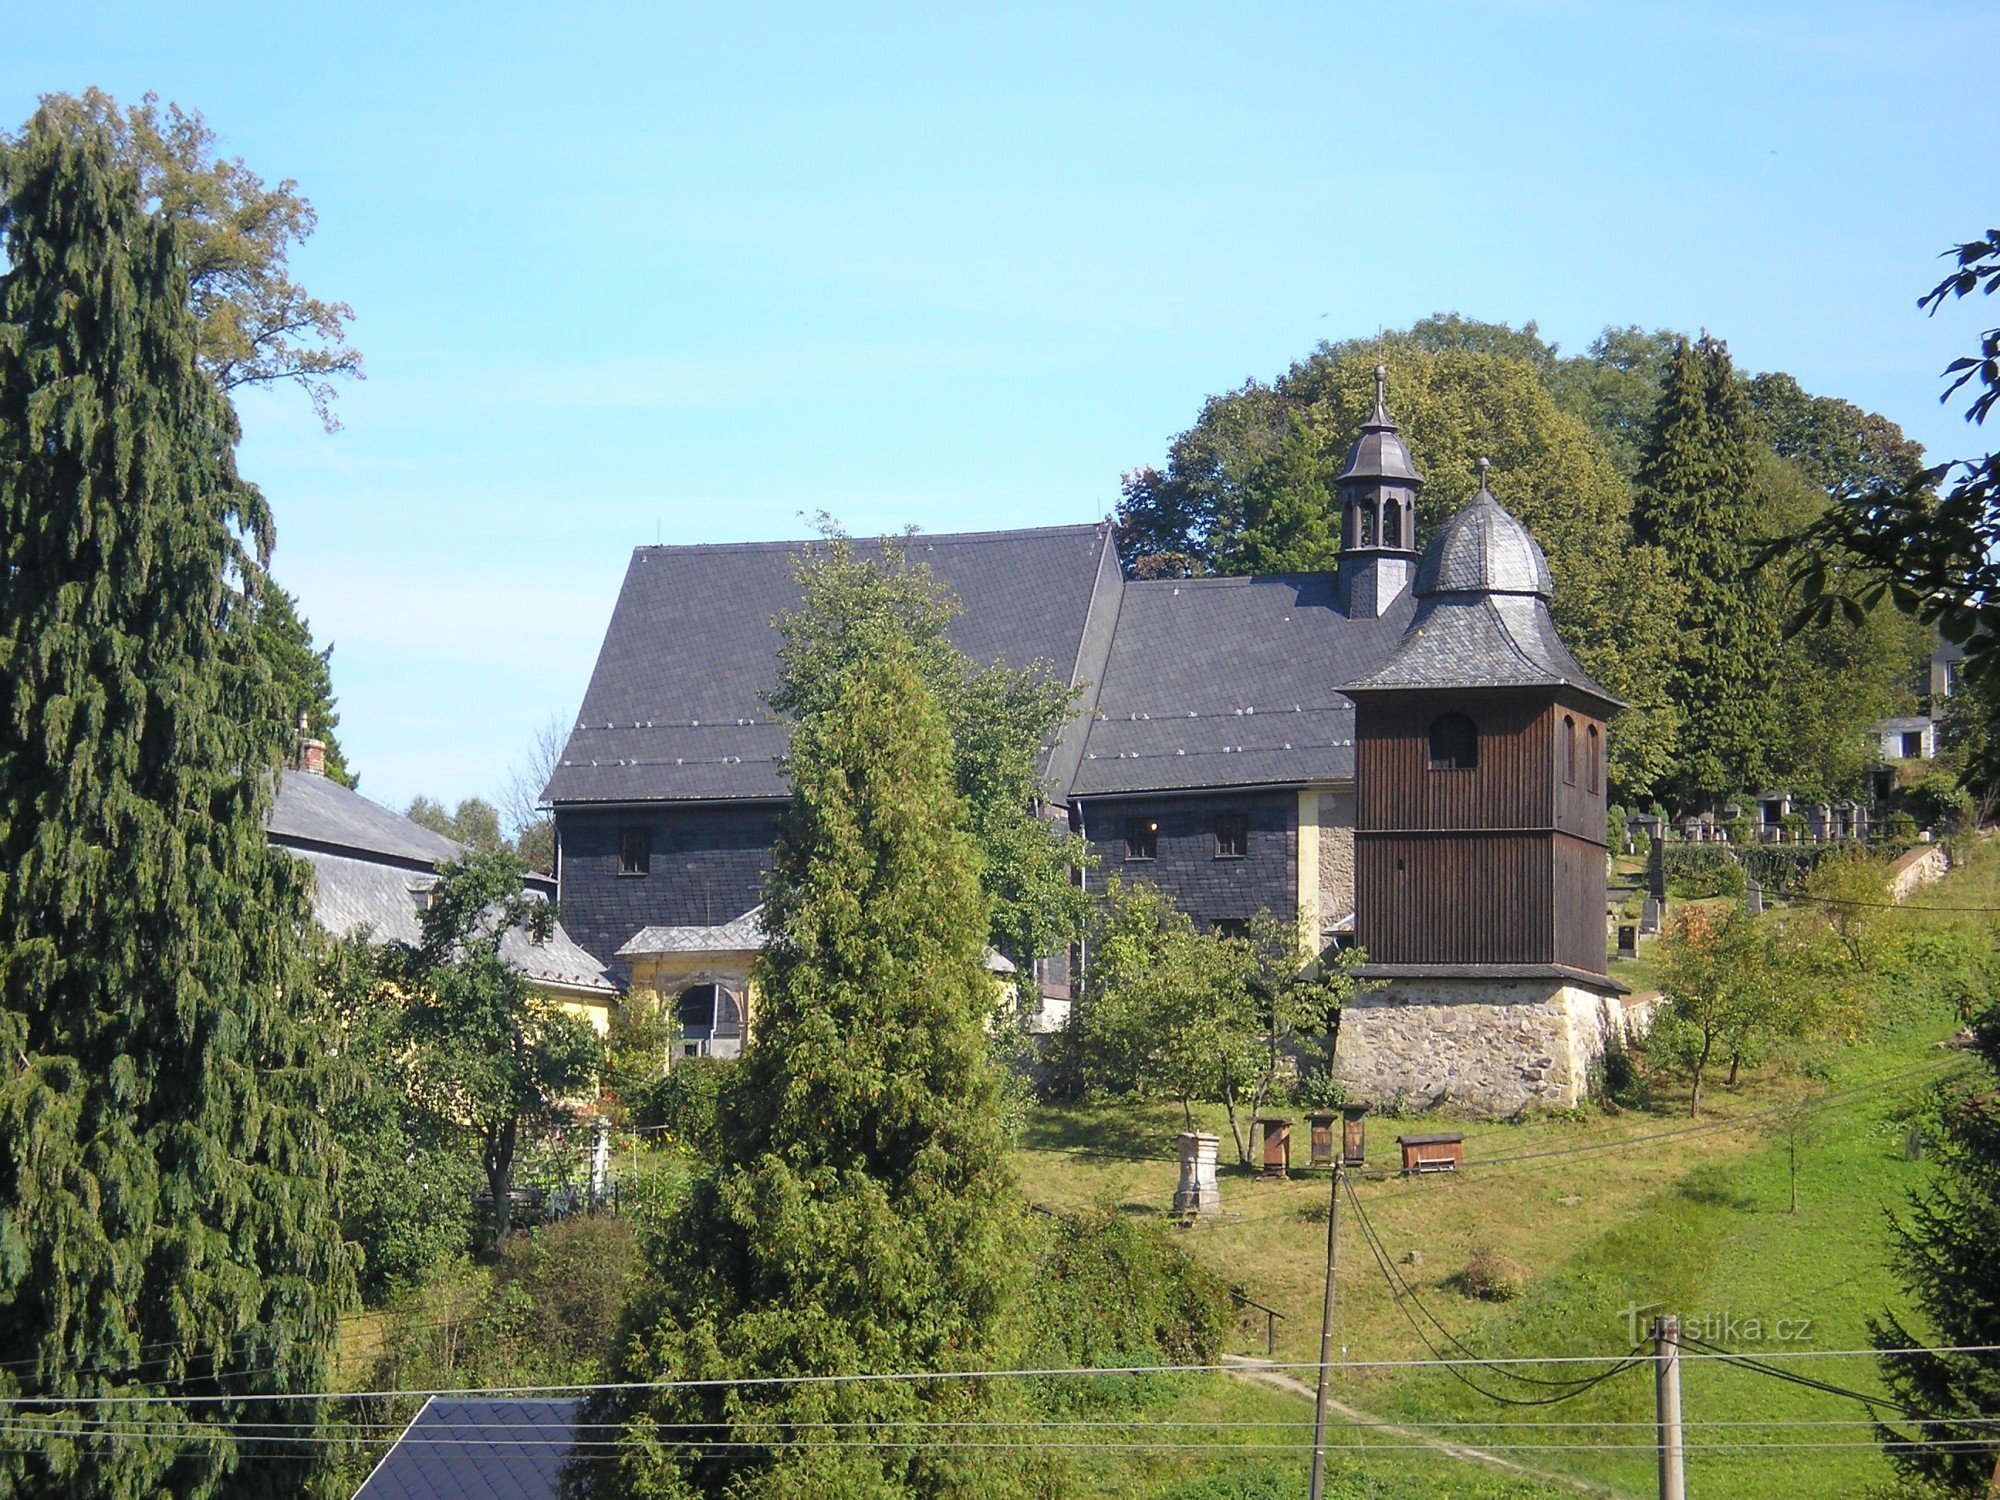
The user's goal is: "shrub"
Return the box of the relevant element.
[1905,773,1975,832]
[493,1215,638,1378]
[1290,1070,1347,1110]
[629,1055,729,1152]
[1663,844,1747,899]
[1028,1208,1236,1374]
[1594,1031,1646,1109]
[1453,1245,1527,1302]
[1739,843,1842,896]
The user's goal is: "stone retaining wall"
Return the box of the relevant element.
[1335,978,1642,1118]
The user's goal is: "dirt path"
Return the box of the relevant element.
[1220,1354,1620,1497]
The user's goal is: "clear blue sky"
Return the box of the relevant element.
[6,2,1996,812]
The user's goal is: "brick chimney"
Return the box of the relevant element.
[293,710,327,776]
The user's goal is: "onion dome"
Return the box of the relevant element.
[1413,458,1554,599]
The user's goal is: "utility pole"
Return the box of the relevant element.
[1655,1314,1685,1500]
[1308,1158,1342,1500]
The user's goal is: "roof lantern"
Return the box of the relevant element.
[1336,364,1425,492]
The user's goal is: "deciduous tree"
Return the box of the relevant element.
[3,88,364,428]
[1115,339,1684,796]
[391,850,600,1243]
[0,100,351,1497]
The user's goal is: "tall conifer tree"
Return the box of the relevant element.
[1871,1007,2000,1492]
[0,101,351,1498]
[1633,335,1780,807]
[582,557,1038,1499]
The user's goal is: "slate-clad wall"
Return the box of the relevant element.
[1078,791,1297,927]
[556,804,783,981]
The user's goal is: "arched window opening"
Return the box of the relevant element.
[1586,724,1600,794]
[1563,715,1578,785]
[1382,502,1400,549]
[677,983,720,1040]
[1428,712,1478,771]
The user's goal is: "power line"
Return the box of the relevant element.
[1340,1175,1647,1407]
[12,1348,1998,1410]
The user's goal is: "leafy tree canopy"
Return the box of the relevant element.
[1777,229,2000,797]
[389,849,600,1244]
[1116,336,1685,796]
[407,794,508,852]
[2,88,363,429]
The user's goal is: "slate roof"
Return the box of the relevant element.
[617,902,1015,970]
[618,904,769,956]
[268,765,460,869]
[352,1397,577,1500]
[544,525,1119,805]
[1412,483,1555,598]
[269,773,616,997]
[1345,486,1620,710]
[1069,572,1414,797]
[549,495,1606,807]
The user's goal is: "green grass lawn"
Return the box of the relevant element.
[1022,838,1999,1498]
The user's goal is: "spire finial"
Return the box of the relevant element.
[1373,363,1388,413]
[1476,455,1491,492]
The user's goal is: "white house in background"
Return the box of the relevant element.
[1874,715,1937,763]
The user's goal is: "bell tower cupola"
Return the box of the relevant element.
[1335,364,1423,618]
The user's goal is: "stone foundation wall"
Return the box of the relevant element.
[1335,977,1640,1118]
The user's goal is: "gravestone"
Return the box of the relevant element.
[1746,878,1764,915]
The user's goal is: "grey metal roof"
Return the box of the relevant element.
[1412,478,1555,599]
[1070,573,1414,797]
[270,774,615,996]
[269,767,461,867]
[353,1397,577,1500]
[544,525,1117,806]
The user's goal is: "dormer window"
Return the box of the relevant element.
[1428,712,1477,771]
[620,825,652,876]
[1123,817,1158,861]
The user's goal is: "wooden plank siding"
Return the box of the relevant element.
[1355,832,1551,964]
[1353,688,1610,975]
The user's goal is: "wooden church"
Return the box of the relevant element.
[545,375,1633,1114]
